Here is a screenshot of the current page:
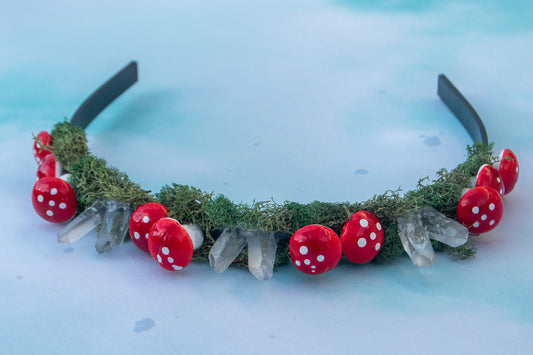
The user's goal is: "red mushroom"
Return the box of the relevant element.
[32,176,77,223]
[475,164,505,196]
[33,131,53,164]
[36,154,64,180]
[494,149,519,195]
[148,218,193,271]
[456,186,503,234]
[341,211,384,264]
[289,224,342,275]
[129,202,169,253]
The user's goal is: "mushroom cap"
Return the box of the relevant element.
[289,224,342,275]
[31,177,77,223]
[341,211,384,264]
[475,164,505,196]
[33,131,53,164]
[496,149,519,195]
[129,202,169,253]
[457,186,503,234]
[148,218,193,271]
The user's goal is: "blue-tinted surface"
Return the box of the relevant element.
[1,1,532,354]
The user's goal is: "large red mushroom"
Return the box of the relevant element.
[341,211,384,264]
[457,186,503,234]
[289,224,342,275]
[148,218,194,271]
[32,177,77,223]
[129,202,169,253]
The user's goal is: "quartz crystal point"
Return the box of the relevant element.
[246,230,277,281]
[58,200,106,243]
[398,213,436,267]
[208,226,248,273]
[95,200,132,254]
[418,206,468,247]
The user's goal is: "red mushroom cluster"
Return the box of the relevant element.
[31,130,77,223]
[129,202,197,272]
[457,148,519,234]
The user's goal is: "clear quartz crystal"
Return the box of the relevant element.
[246,230,277,281]
[418,206,468,248]
[208,226,248,273]
[95,200,131,254]
[398,214,436,267]
[58,200,106,243]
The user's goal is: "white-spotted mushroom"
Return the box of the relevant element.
[341,211,384,264]
[289,224,342,275]
[148,218,193,271]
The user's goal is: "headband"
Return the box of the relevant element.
[31,62,519,280]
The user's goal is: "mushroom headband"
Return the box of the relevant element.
[31,62,519,280]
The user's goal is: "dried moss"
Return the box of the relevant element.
[68,155,154,212]
[51,120,89,170]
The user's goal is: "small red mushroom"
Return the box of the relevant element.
[289,224,342,275]
[148,218,193,271]
[32,176,77,223]
[129,202,169,253]
[475,164,505,196]
[494,149,519,195]
[341,211,384,264]
[457,186,503,234]
[36,154,64,180]
[33,131,53,164]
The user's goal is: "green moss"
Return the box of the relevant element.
[45,121,493,268]
[51,120,89,170]
[68,154,154,212]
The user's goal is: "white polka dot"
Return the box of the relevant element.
[473,221,480,228]
[311,265,316,269]
[311,270,316,273]
[500,189,503,195]
[489,203,495,211]
[370,232,377,240]
[168,257,174,263]
[360,219,369,228]
[299,246,308,255]
[516,166,519,173]
[49,200,55,207]
[497,177,501,183]
[59,203,67,209]
[376,223,382,231]
[142,216,150,223]
[172,265,183,270]
[157,255,162,263]
[295,260,301,266]
[134,232,140,240]
[46,210,53,217]
[489,220,495,226]
[162,247,170,255]
[145,233,149,239]
[317,255,325,262]
[50,188,58,195]
[375,242,381,251]
[37,195,44,203]
[472,206,480,214]
[358,238,367,248]
[304,259,311,265]
[481,214,487,221]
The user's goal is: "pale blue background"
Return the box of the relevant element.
[1,1,532,354]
